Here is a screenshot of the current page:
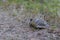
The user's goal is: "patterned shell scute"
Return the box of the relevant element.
[30,18,49,29]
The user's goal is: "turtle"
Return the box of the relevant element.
[29,18,50,29]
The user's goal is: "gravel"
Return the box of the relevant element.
[0,5,60,40]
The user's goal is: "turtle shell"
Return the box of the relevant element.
[29,18,49,29]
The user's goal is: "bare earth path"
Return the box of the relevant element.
[0,6,60,40]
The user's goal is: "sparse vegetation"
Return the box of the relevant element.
[0,0,60,40]
[0,0,59,27]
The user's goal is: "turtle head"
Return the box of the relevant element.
[30,18,33,21]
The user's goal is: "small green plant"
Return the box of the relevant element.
[12,13,17,17]
[51,25,57,30]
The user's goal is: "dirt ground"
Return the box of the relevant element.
[0,5,60,40]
